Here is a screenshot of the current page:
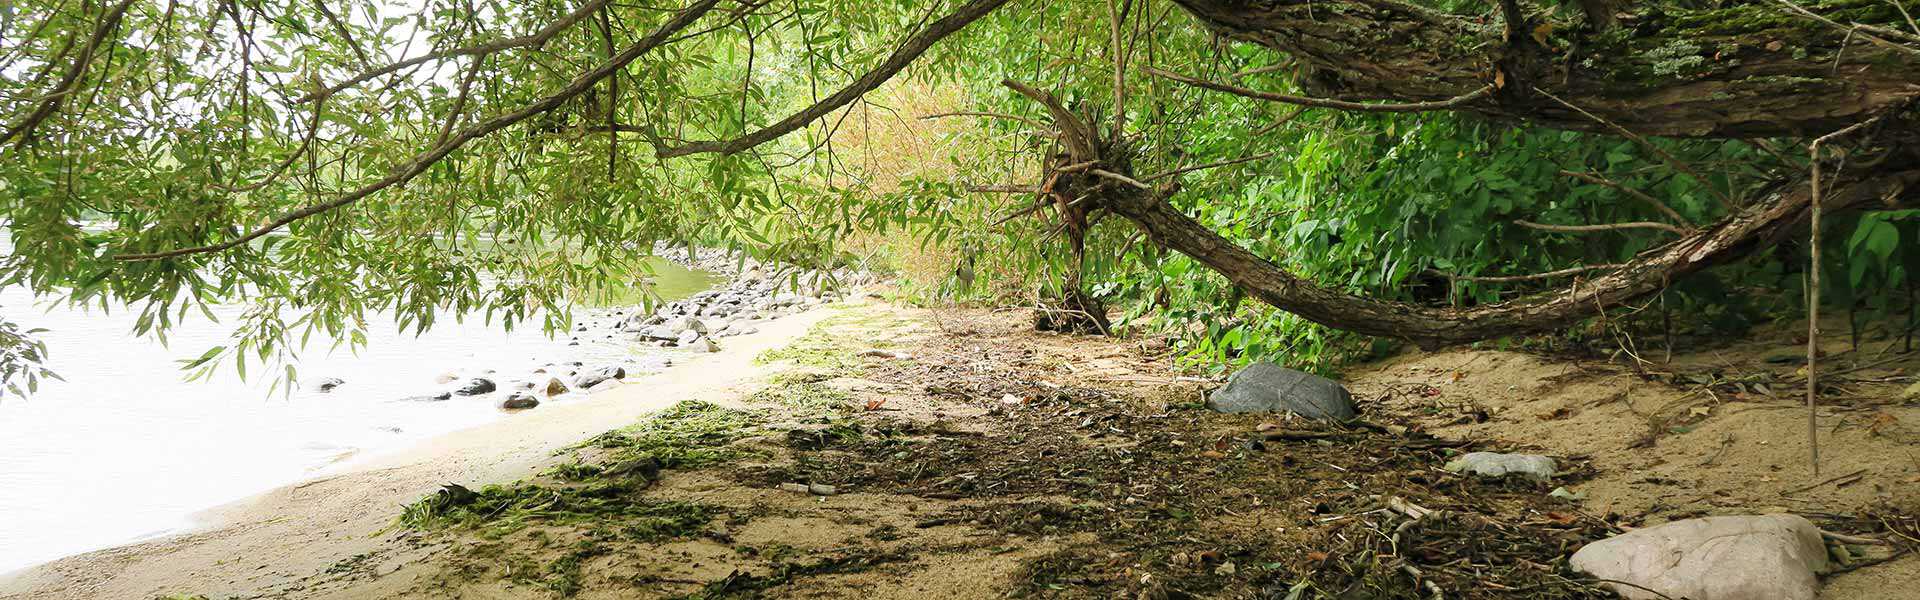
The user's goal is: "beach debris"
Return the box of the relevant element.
[602,454,661,482]
[500,393,540,410]
[1571,514,1829,600]
[1444,452,1557,482]
[306,377,346,393]
[1548,486,1587,501]
[779,482,838,496]
[1206,362,1356,421]
[452,377,496,396]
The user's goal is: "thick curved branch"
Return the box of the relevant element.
[1105,167,1920,347]
[654,0,1012,159]
[116,0,721,261]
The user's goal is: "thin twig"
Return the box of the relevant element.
[1147,67,1494,113]
[1533,87,1738,210]
[1804,116,1883,474]
[1515,220,1688,235]
[1143,152,1277,182]
[1559,170,1694,227]
[919,110,1051,131]
[1430,263,1622,283]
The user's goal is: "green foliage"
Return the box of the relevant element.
[400,480,713,540]
[0,315,59,398]
[574,400,760,470]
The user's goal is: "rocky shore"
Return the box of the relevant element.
[362,255,848,413]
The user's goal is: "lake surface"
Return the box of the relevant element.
[0,254,717,574]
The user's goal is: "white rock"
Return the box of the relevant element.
[1571,514,1829,600]
[1444,452,1556,481]
[677,329,702,345]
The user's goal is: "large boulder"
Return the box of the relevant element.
[452,378,496,396]
[1570,514,1829,600]
[1444,452,1557,482]
[1206,363,1356,421]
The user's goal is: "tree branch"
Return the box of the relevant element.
[654,0,1012,158]
[1558,170,1694,227]
[1144,67,1494,113]
[1534,87,1738,210]
[293,0,615,105]
[920,110,1052,131]
[1514,219,1689,235]
[1432,264,1623,283]
[0,0,138,147]
[115,0,721,261]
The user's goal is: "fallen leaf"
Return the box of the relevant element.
[1306,551,1329,562]
[1531,22,1555,46]
[1201,450,1227,459]
[864,399,887,411]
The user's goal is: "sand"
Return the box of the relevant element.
[0,303,836,600]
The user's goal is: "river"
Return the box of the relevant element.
[0,253,717,574]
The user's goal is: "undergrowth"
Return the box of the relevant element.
[400,480,714,540]
[568,400,762,471]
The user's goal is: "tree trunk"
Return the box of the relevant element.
[1170,0,1920,138]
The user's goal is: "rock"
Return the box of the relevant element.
[452,378,496,396]
[701,337,720,353]
[591,365,626,380]
[434,372,459,384]
[807,483,838,496]
[1205,362,1356,421]
[572,373,612,389]
[500,393,540,410]
[1903,381,1920,401]
[603,455,661,481]
[543,377,568,396]
[1571,514,1829,600]
[1444,452,1557,482]
[683,318,709,335]
[306,377,346,393]
[398,391,453,402]
[677,329,702,345]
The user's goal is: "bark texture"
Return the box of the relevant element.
[1171,0,1920,137]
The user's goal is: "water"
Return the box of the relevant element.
[0,256,717,574]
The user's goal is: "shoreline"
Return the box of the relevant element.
[0,271,849,599]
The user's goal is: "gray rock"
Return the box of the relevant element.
[1205,363,1356,421]
[452,378,496,396]
[306,377,346,393]
[500,393,540,410]
[1444,452,1557,481]
[677,329,702,345]
[591,365,626,380]
[1571,514,1829,600]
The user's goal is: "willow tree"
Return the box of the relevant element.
[0,0,1913,382]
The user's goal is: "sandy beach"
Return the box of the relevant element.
[0,303,835,600]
